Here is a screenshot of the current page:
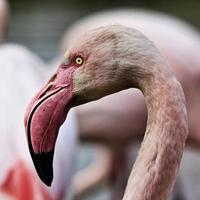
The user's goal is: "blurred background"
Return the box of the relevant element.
[2,0,200,200]
[7,0,200,60]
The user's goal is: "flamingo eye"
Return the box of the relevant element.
[75,57,84,66]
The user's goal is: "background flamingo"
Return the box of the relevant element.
[0,42,80,199]
[58,9,200,199]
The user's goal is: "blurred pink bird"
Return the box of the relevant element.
[0,44,78,200]
[59,9,200,199]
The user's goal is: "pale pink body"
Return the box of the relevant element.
[0,44,78,200]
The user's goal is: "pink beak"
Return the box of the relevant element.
[24,66,75,186]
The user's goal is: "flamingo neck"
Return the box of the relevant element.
[123,65,188,200]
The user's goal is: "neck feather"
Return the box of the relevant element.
[123,62,188,200]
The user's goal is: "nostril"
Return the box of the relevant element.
[38,84,53,99]
[48,73,57,83]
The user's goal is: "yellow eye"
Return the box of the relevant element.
[75,57,83,65]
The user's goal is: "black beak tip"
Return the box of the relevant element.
[31,151,54,186]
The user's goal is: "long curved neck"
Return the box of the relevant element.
[123,62,188,200]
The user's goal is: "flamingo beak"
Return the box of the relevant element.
[24,66,75,186]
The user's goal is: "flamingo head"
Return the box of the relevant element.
[24,25,156,186]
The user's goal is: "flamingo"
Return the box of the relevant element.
[0,44,78,200]
[24,25,188,199]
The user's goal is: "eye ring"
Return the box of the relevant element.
[75,56,84,66]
